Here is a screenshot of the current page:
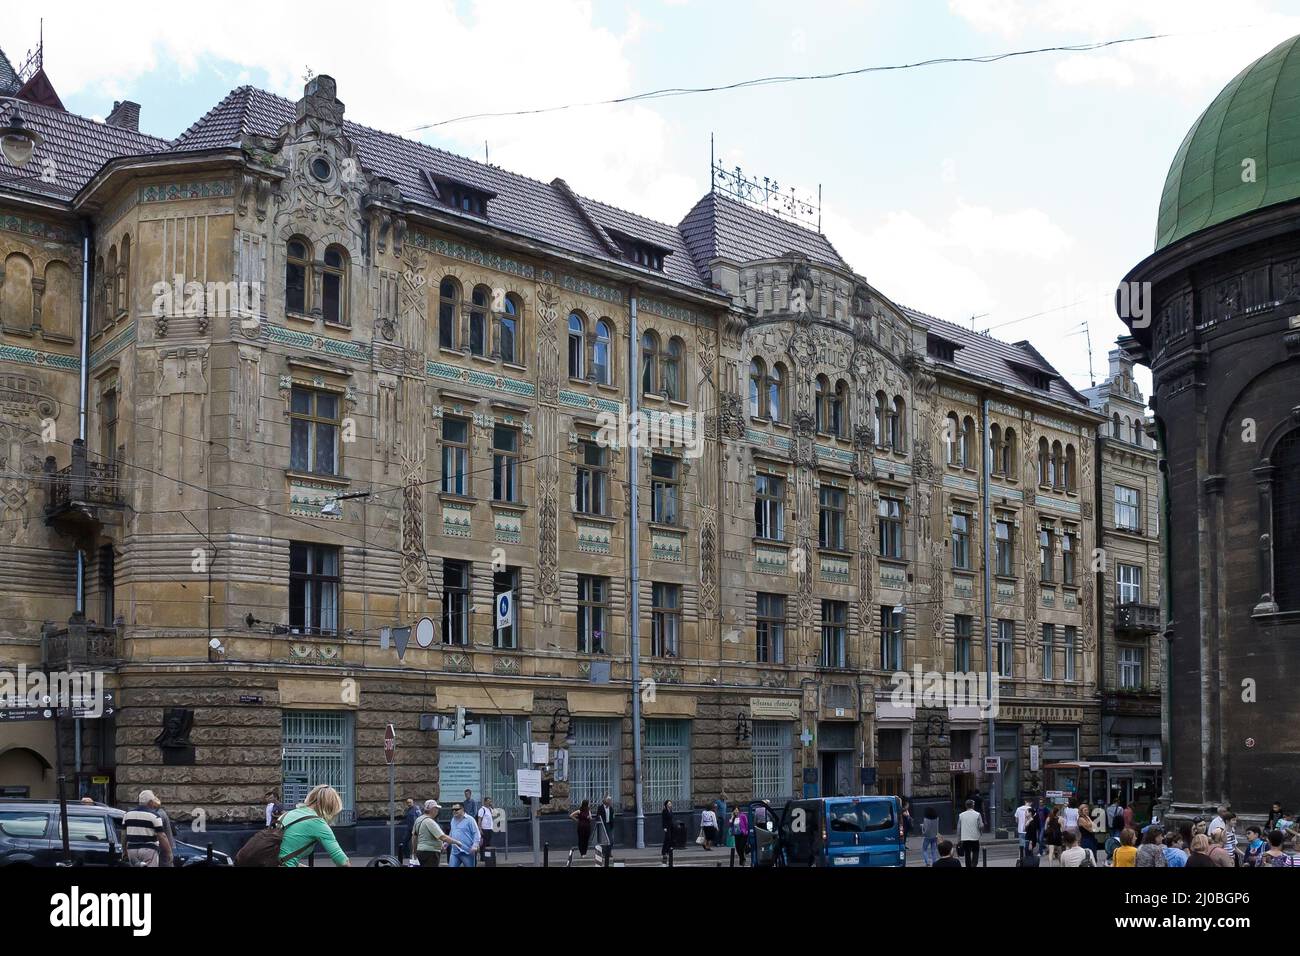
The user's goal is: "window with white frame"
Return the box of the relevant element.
[1117,563,1143,604]
[651,455,679,525]
[819,484,847,551]
[576,440,607,515]
[756,593,786,664]
[879,495,904,560]
[821,600,847,668]
[752,721,793,802]
[644,719,691,805]
[651,583,681,657]
[1114,485,1141,531]
[880,605,904,671]
[952,511,972,570]
[577,575,608,653]
[442,560,470,645]
[1118,645,1144,689]
[996,619,1014,678]
[754,473,785,541]
[1064,625,1077,681]
[441,417,469,495]
[492,424,520,503]
[1041,624,1055,680]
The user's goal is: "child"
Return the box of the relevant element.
[1242,825,1266,866]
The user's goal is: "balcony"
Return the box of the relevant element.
[1116,602,1162,635]
[42,613,121,671]
[44,439,125,533]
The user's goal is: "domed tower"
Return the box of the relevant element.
[1120,35,1300,824]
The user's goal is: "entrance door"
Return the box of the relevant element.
[819,752,842,797]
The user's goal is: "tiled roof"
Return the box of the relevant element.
[172,87,711,290]
[0,48,19,95]
[901,305,1091,410]
[0,98,169,201]
[679,191,851,274]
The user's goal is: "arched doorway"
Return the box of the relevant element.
[0,746,55,798]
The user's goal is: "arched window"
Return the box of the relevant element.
[1051,440,1064,490]
[286,238,310,316]
[990,424,1002,474]
[831,381,848,438]
[962,416,976,467]
[322,245,347,325]
[500,295,520,365]
[1038,437,1051,485]
[93,255,106,331]
[593,319,612,384]
[469,285,489,356]
[1112,412,1121,438]
[768,363,785,421]
[1003,427,1017,477]
[567,312,585,379]
[641,330,661,395]
[105,246,118,321]
[1134,419,1144,447]
[947,413,962,466]
[117,235,131,316]
[1272,428,1300,610]
[749,359,765,418]
[663,337,684,401]
[438,278,461,349]
[815,376,830,433]
[891,396,905,451]
[1065,444,1077,493]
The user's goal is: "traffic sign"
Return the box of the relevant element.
[414,617,435,648]
[384,723,396,766]
[983,756,1002,774]
[496,591,513,631]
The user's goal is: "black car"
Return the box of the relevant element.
[0,799,232,867]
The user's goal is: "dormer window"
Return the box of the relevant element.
[926,334,960,362]
[607,228,670,272]
[1006,359,1055,392]
[427,172,495,218]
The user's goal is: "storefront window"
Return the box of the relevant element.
[644,719,691,804]
[569,718,619,807]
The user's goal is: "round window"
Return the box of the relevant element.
[310,156,332,182]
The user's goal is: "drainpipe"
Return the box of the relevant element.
[980,392,996,832]
[628,289,645,849]
[76,222,91,614]
[1156,417,1173,804]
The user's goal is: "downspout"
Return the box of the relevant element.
[1156,417,1173,802]
[1095,431,1105,751]
[628,289,645,849]
[76,222,91,614]
[980,393,995,832]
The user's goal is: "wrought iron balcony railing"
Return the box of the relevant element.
[42,614,121,671]
[44,439,124,521]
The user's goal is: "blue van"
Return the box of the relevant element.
[750,795,906,867]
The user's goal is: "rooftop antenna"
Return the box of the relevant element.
[485,140,489,165]
[970,312,989,332]
[1084,321,1096,387]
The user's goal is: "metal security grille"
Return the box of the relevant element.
[282,711,354,823]
[1274,429,1300,610]
[752,721,793,801]
[569,718,619,807]
[482,717,524,811]
[644,719,691,804]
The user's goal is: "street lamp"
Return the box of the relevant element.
[1,103,44,168]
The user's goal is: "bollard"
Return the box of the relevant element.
[668,845,674,868]
[982,847,988,867]
[543,842,549,868]
[206,843,214,865]
[729,846,735,868]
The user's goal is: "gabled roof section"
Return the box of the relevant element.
[0,48,20,95]
[901,306,1091,409]
[678,191,851,274]
[0,98,169,201]
[15,67,64,111]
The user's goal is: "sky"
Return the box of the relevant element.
[10,0,1300,399]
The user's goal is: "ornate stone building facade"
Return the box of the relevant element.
[1,73,1104,845]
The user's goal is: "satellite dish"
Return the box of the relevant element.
[415,617,436,648]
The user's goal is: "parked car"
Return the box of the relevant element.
[0,799,232,867]
[750,795,907,867]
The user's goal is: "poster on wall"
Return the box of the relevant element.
[438,750,481,805]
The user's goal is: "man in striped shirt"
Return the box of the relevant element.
[123,790,173,867]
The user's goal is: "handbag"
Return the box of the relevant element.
[695,830,706,846]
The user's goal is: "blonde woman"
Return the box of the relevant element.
[278,784,350,867]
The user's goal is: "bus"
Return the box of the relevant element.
[1042,761,1164,826]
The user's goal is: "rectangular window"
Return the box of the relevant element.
[952,511,972,570]
[1061,528,1077,585]
[569,718,619,808]
[879,496,904,560]
[954,614,973,671]
[880,605,904,671]
[289,542,340,636]
[1042,624,1055,680]
[289,387,340,476]
[644,719,691,805]
[1039,525,1054,583]
[101,387,118,466]
[996,619,1014,678]
[1064,626,1077,681]
[755,473,785,541]
[995,517,1014,576]
[1117,563,1143,604]
[651,455,679,525]
[652,583,681,657]
[1119,645,1144,689]
[820,600,847,668]
[442,560,469,645]
[576,440,607,515]
[577,575,608,653]
[493,568,518,649]
[499,311,517,365]
[752,721,793,802]
[819,484,847,551]
[441,417,469,495]
[1114,485,1141,531]
[493,425,520,503]
[756,593,786,664]
[282,711,354,824]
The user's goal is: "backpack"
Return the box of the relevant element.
[235,812,318,867]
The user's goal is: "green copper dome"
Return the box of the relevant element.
[1156,34,1300,250]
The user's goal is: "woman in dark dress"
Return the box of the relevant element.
[660,800,674,864]
[1024,806,1041,856]
[570,799,593,857]
[1044,807,1063,866]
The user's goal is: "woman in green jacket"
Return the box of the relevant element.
[279,784,350,867]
